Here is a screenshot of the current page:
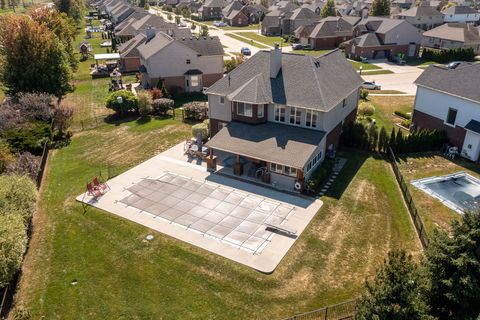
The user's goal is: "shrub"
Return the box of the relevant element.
[152,98,174,116]
[53,104,74,136]
[192,122,209,142]
[137,91,153,116]
[358,102,375,117]
[6,152,41,181]
[0,213,27,287]
[394,110,411,120]
[15,92,55,122]
[305,158,335,193]
[0,174,37,225]
[421,47,475,63]
[183,101,208,121]
[401,119,411,128]
[163,4,173,11]
[1,121,52,154]
[150,88,163,100]
[105,90,138,116]
[359,89,369,100]
[0,138,15,173]
[225,55,245,73]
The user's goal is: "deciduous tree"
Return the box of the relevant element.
[371,0,390,16]
[320,0,336,17]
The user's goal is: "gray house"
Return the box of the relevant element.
[394,4,444,30]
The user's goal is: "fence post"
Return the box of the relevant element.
[324,307,328,320]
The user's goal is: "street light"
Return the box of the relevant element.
[359,65,363,76]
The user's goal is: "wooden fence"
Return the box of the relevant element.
[284,299,359,320]
[388,147,429,248]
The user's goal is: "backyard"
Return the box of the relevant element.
[236,32,290,47]
[14,125,422,319]
[367,96,414,132]
[397,153,480,235]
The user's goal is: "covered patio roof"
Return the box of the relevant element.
[94,53,121,61]
[206,122,325,169]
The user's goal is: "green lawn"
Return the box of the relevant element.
[290,49,332,57]
[224,32,269,49]
[405,58,436,67]
[236,32,289,47]
[201,21,260,30]
[0,88,4,102]
[397,153,480,235]
[348,60,381,71]
[366,96,414,132]
[360,69,394,75]
[14,142,421,318]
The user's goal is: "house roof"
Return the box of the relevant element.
[289,7,320,20]
[356,17,404,33]
[202,0,227,8]
[465,120,480,134]
[206,49,363,112]
[442,5,478,15]
[423,23,480,43]
[222,0,243,17]
[349,32,383,46]
[309,17,356,38]
[415,63,480,103]
[118,33,146,58]
[205,122,326,169]
[396,4,443,17]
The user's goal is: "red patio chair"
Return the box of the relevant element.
[93,177,109,192]
[87,182,102,198]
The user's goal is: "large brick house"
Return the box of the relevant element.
[412,62,480,162]
[394,4,444,30]
[344,17,423,60]
[204,48,363,191]
[198,0,228,19]
[421,23,480,54]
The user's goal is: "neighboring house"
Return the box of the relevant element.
[421,22,480,53]
[137,32,224,92]
[295,16,360,49]
[412,62,480,162]
[118,33,146,72]
[198,0,228,19]
[224,9,249,27]
[394,0,415,9]
[302,0,325,15]
[204,48,363,191]
[115,14,191,40]
[344,17,423,59]
[442,5,480,23]
[114,10,148,31]
[261,7,320,35]
[394,4,444,30]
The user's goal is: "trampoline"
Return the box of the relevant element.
[411,172,480,214]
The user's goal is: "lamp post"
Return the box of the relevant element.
[359,65,363,76]
[257,10,262,34]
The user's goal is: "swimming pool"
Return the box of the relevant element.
[411,172,480,214]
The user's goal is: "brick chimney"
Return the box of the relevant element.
[270,44,282,78]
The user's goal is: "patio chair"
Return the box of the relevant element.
[93,176,109,192]
[87,182,103,198]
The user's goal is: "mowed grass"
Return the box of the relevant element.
[349,60,381,71]
[224,32,270,49]
[15,140,421,318]
[397,153,480,234]
[290,49,333,57]
[368,96,414,132]
[236,32,289,47]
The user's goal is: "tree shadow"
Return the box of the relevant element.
[136,116,151,125]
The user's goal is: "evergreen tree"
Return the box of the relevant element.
[55,0,84,24]
[388,128,396,152]
[425,211,480,319]
[395,129,404,153]
[368,123,378,151]
[320,0,336,17]
[356,250,432,320]
[378,126,388,152]
[0,0,6,9]
[370,0,390,16]
[0,15,73,97]
[199,25,209,37]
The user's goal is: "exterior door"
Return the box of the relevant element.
[408,44,416,57]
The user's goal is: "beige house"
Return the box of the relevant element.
[395,5,444,30]
[137,31,224,93]
[422,23,480,53]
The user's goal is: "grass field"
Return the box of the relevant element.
[349,60,381,71]
[290,49,332,57]
[397,153,480,235]
[367,96,414,132]
[14,138,421,318]
[224,32,270,49]
[236,32,289,47]
[360,69,394,75]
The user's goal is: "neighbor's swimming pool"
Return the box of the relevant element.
[411,172,480,214]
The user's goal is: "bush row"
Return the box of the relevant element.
[421,47,475,64]
[394,110,411,120]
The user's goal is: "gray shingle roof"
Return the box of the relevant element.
[397,5,443,17]
[442,5,478,15]
[206,49,363,111]
[119,33,146,58]
[423,23,480,43]
[202,0,227,8]
[205,122,326,169]
[465,119,480,134]
[309,17,355,38]
[415,63,480,103]
[289,7,320,20]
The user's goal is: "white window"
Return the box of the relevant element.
[284,166,297,177]
[270,163,297,177]
[220,96,225,104]
[306,110,318,128]
[190,75,199,87]
[270,163,283,173]
[237,102,252,117]
[274,105,286,122]
[257,105,264,118]
[289,107,301,125]
[186,59,191,64]
[306,151,322,173]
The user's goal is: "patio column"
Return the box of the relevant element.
[296,169,305,191]
[206,148,217,172]
[234,154,243,175]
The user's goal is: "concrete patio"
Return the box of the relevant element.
[77,142,323,273]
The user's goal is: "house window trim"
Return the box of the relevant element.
[444,107,458,127]
[306,110,318,128]
[274,104,286,122]
[220,96,225,105]
[236,102,253,117]
[270,162,297,177]
[289,106,302,126]
[257,104,265,118]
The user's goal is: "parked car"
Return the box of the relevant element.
[240,47,251,56]
[362,81,381,90]
[390,55,406,65]
[213,21,227,27]
[178,21,187,27]
[292,43,303,50]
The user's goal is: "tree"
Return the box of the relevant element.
[0,174,38,225]
[378,126,388,152]
[138,0,146,8]
[0,0,6,9]
[370,0,390,16]
[388,128,396,151]
[53,103,74,136]
[320,0,336,17]
[0,15,74,97]
[105,90,138,116]
[55,0,84,24]
[0,213,27,287]
[425,211,480,319]
[199,25,209,37]
[191,22,197,31]
[29,7,78,70]
[0,138,14,174]
[368,123,378,151]
[224,54,245,73]
[356,250,432,320]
